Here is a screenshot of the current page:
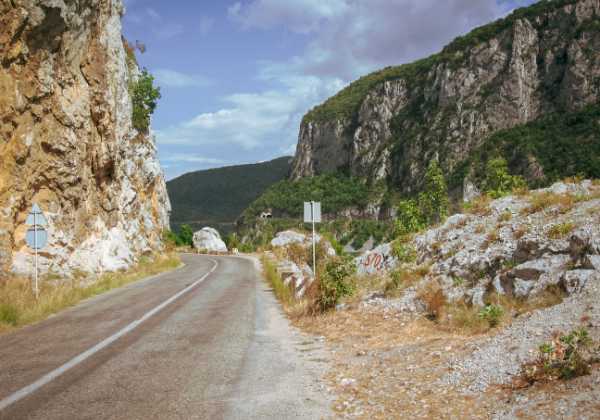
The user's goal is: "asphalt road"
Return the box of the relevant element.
[0,254,330,419]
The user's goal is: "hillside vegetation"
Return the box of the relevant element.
[167,157,291,234]
[451,103,600,189]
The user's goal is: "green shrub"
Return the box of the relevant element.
[483,157,526,198]
[394,199,425,236]
[418,160,449,225]
[177,224,194,247]
[523,328,595,383]
[478,304,504,327]
[130,68,161,132]
[391,240,417,264]
[316,257,356,311]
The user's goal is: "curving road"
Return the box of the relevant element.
[0,254,330,419]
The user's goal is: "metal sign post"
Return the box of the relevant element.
[304,201,321,279]
[26,204,48,299]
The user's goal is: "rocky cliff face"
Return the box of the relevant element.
[291,0,600,195]
[0,0,171,275]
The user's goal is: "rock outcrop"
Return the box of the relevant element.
[271,230,337,257]
[0,0,170,275]
[291,0,600,196]
[193,227,227,253]
[360,180,600,309]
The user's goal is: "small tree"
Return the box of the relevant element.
[130,68,161,132]
[483,157,526,198]
[418,160,449,225]
[178,224,194,247]
[395,199,425,237]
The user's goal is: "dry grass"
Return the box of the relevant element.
[417,281,447,320]
[521,192,575,215]
[486,285,565,318]
[286,242,309,266]
[0,253,181,334]
[384,267,423,297]
[439,303,490,335]
[513,224,528,239]
[547,222,575,239]
[486,229,500,243]
[498,210,512,223]
[474,224,486,234]
[463,194,492,216]
[294,309,492,419]
[512,186,530,197]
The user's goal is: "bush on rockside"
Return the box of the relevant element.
[314,256,357,312]
[520,328,598,384]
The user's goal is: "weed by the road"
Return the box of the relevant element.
[261,255,294,307]
[0,253,181,334]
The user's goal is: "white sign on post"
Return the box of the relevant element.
[304,201,321,223]
[25,203,49,299]
[304,201,321,280]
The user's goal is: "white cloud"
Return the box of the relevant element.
[154,69,212,88]
[228,0,348,33]
[162,154,226,165]
[155,75,344,151]
[230,0,513,80]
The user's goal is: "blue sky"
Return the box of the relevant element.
[122,0,535,180]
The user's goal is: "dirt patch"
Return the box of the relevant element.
[294,306,600,419]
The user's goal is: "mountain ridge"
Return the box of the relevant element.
[167,157,291,234]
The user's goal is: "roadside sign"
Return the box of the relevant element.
[304,202,321,282]
[26,228,48,249]
[26,203,49,299]
[26,203,48,226]
[304,201,321,223]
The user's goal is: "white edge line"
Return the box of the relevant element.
[0,258,218,412]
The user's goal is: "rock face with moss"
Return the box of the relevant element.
[0,0,170,275]
[291,0,600,195]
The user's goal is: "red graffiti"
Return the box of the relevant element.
[362,253,386,271]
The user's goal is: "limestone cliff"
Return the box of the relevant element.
[0,0,171,275]
[291,0,600,196]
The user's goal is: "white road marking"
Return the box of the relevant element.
[0,258,219,412]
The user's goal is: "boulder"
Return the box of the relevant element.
[271,230,337,257]
[193,227,227,252]
[355,242,398,275]
[271,230,306,247]
[561,270,599,294]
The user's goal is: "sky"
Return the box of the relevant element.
[122,0,536,180]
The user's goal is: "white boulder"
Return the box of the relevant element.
[271,230,307,247]
[193,227,227,253]
[271,230,336,256]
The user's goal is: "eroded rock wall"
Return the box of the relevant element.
[0,0,170,275]
[291,0,600,194]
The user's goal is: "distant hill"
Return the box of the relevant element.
[166,157,292,235]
